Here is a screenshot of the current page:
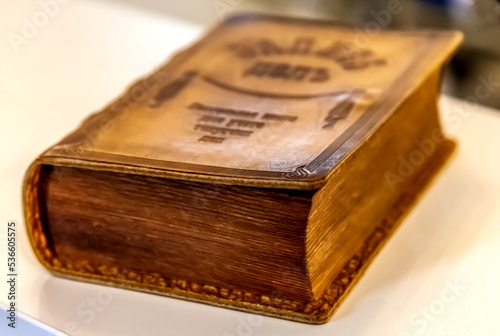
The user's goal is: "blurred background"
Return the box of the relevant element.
[104,0,500,109]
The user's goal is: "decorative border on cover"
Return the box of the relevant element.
[24,140,454,324]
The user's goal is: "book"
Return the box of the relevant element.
[23,14,462,324]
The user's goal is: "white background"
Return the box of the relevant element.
[0,0,499,335]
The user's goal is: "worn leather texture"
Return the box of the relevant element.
[40,14,461,189]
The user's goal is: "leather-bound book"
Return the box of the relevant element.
[23,14,462,324]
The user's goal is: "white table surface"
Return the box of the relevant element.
[1,1,499,335]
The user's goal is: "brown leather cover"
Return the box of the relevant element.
[37,14,461,189]
[23,14,462,324]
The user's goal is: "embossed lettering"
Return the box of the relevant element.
[261,113,298,122]
[199,115,225,124]
[198,135,225,143]
[243,61,330,82]
[226,119,265,128]
[189,102,259,118]
[228,38,386,71]
[195,124,252,137]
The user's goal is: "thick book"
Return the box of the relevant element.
[23,14,462,324]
